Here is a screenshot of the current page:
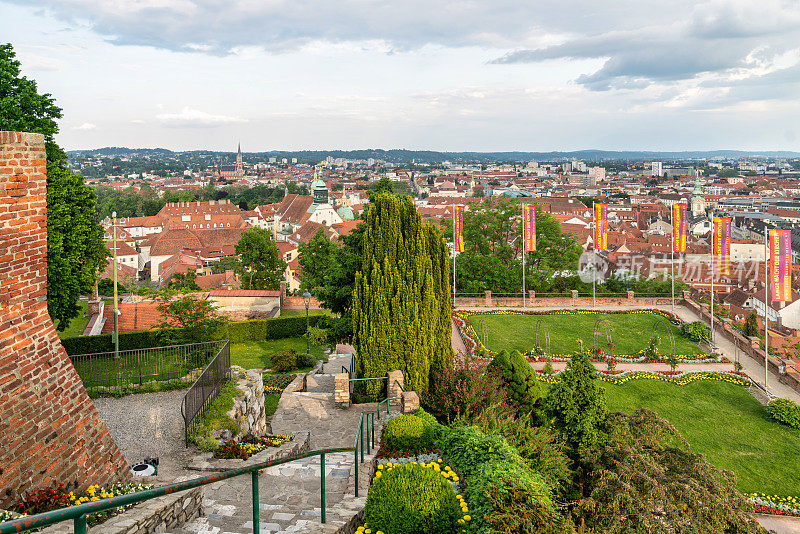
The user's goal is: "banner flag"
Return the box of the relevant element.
[770,229,792,302]
[672,204,687,253]
[454,205,465,253]
[594,203,608,251]
[523,204,537,253]
[713,217,731,275]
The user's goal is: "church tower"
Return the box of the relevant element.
[235,143,243,178]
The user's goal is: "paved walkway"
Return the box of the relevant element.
[164,354,379,534]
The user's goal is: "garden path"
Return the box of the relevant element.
[162,353,381,534]
[457,304,800,404]
[93,388,193,479]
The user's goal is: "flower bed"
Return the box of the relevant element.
[749,494,800,516]
[263,373,295,393]
[213,433,293,459]
[11,482,154,525]
[536,369,751,387]
[361,460,468,534]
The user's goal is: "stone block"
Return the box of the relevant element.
[401,391,419,414]
[387,370,404,408]
[334,373,350,408]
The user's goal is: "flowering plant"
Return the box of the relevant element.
[14,483,154,525]
[536,369,751,387]
[214,433,293,459]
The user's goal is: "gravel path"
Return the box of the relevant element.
[92,388,193,478]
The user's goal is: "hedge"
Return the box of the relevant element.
[61,315,325,355]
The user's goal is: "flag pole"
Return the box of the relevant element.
[710,211,715,349]
[592,200,599,308]
[671,206,675,311]
[522,205,526,309]
[765,227,769,392]
[453,205,456,305]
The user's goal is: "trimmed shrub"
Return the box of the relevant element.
[437,425,569,534]
[767,398,800,429]
[223,315,324,343]
[364,463,460,534]
[488,349,540,412]
[385,415,434,451]
[271,350,297,372]
[680,321,710,342]
[296,351,316,369]
[412,407,439,427]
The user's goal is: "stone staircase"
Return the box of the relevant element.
[161,354,379,534]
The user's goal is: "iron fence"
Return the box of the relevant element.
[69,340,226,389]
[181,340,231,445]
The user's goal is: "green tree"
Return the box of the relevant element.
[155,293,228,344]
[210,256,241,274]
[235,228,286,290]
[578,409,767,534]
[1,43,107,330]
[743,311,759,338]
[543,348,608,455]
[298,227,338,294]
[488,350,541,413]
[353,193,453,395]
[169,270,201,291]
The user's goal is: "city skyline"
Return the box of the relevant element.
[2,0,800,152]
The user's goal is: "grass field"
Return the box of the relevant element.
[468,311,704,356]
[279,308,331,318]
[598,379,800,497]
[57,300,90,340]
[230,337,325,370]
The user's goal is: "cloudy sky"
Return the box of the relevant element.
[3,0,800,152]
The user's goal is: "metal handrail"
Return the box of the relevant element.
[181,340,231,446]
[0,448,354,534]
[352,395,401,497]
[348,376,387,382]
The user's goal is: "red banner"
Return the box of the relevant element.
[672,204,687,253]
[454,205,465,253]
[713,217,731,275]
[523,204,537,253]
[770,229,792,302]
[594,203,608,251]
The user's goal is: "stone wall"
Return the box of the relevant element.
[38,484,203,534]
[0,131,129,507]
[228,366,267,437]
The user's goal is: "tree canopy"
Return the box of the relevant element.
[234,228,286,290]
[1,43,107,330]
[353,193,452,395]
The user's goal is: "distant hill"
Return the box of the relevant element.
[66,147,800,163]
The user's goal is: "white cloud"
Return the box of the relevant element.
[72,122,98,130]
[155,107,248,127]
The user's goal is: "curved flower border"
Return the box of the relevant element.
[535,369,752,387]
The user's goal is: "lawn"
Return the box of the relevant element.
[599,379,800,497]
[230,337,325,370]
[468,311,704,357]
[58,300,90,340]
[279,308,331,318]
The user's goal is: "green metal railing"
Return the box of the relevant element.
[0,448,353,534]
[353,396,401,497]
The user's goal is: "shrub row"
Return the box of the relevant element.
[437,425,568,533]
[61,315,325,355]
[384,414,436,452]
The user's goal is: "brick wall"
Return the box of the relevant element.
[281,296,322,309]
[0,132,129,507]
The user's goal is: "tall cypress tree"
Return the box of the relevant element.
[353,193,452,395]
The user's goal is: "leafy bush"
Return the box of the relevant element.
[223,315,324,343]
[385,415,434,451]
[271,350,297,372]
[767,398,800,429]
[488,350,540,412]
[412,407,439,427]
[364,463,460,534]
[680,321,710,342]
[296,350,316,369]
[423,363,505,424]
[437,425,568,533]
